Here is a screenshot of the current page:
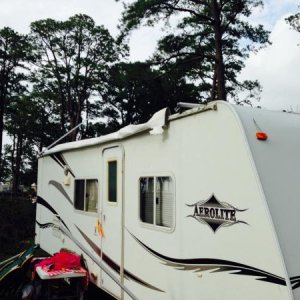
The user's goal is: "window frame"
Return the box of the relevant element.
[74,178,99,214]
[138,174,175,232]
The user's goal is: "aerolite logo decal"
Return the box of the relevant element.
[187,194,248,232]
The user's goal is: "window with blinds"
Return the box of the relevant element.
[74,179,98,213]
[140,176,174,229]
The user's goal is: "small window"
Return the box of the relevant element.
[108,161,117,202]
[140,176,174,228]
[74,179,98,212]
[74,180,85,211]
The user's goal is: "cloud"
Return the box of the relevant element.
[0,0,159,62]
[250,0,299,29]
[0,0,123,36]
[240,17,300,111]
[128,26,164,61]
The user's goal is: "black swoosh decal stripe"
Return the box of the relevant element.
[36,221,56,229]
[49,180,73,205]
[290,276,300,289]
[36,196,70,231]
[75,226,164,292]
[34,220,299,291]
[76,226,102,257]
[128,232,286,287]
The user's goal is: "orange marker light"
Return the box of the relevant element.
[256,132,268,141]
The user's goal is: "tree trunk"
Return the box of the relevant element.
[68,98,83,141]
[211,0,227,101]
[60,97,66,133]
[12,135,23,193]
[10,133,16,190]
[211,64,217,100]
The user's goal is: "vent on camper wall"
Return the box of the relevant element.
[253,118,268,141]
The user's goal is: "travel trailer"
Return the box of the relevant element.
[35,101,300,300]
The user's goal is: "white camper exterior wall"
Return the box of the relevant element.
[36,147,104,288]
[236,106,300,300]
[121,103,291,299]
[35,101,294,299]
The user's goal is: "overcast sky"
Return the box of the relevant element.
[0,0,299,112]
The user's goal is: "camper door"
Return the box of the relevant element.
[101,146,124,298]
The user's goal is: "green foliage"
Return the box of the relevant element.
[4,96,36,190]
[120,0,270,102]
[0,27,33,70]
[2,93,63,184]
[286,8,300,34]
[1,145,12,180]
[0,27,33,178]
[97,62,199,132]
[30,14,126,140]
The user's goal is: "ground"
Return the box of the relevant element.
[0,194,35,260]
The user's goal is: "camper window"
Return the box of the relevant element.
[74,180,85,211]
[140,177,174,228]
[74,179,98,213]
[108,161,117,202]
